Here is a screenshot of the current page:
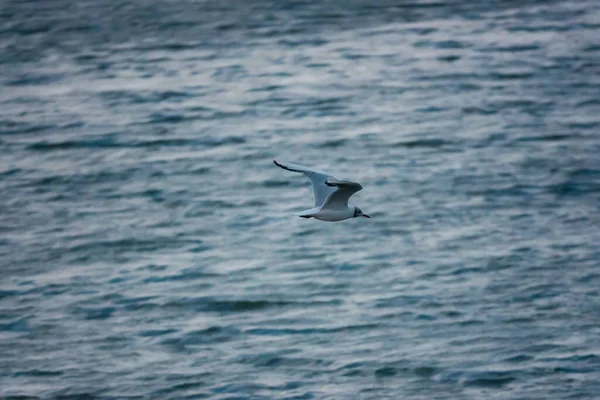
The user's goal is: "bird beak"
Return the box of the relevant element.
[363,214,371,218]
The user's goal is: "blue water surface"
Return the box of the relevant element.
[1,0,600,398]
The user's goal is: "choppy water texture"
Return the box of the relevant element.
[2,0,600,398]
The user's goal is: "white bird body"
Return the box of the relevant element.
[273,160,370,222]
[293,204,356,222]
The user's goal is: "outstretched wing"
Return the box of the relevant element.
[321,179,363,210]
[273,160,337,207]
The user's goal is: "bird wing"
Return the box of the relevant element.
[273,160,337,207]
[321,179,363,210]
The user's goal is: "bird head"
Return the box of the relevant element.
[353,207,371,219]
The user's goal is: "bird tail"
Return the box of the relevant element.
[293,207,321,219]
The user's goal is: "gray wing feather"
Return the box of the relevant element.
[321,179,363,210]
[273,160,337,207]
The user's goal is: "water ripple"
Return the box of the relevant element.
[2,0,600,398]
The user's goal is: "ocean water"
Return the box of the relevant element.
[2,0,600,398]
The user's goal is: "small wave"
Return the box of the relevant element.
[57,24,96,34]
[159,326,240,351]
[577,98,600,107]
[146,110,250,123]
[0,316,30,332]
[7,73,64,86]
[375,295,425,308]
[318,139,347,148]
[150,381,209,398]
[131,42,199,52]
[62,237,193,260]
[279,37,329,47]
[212,64,248,82]
[508,25,571,33]
[462,371,516,388]
[262,179,292,188]
[73,306,116,320]
[164,297,293,313]
[547,169,600,196]
[26,135,245,151]
[392,138,452,148]
[465,184,528,198]
[567,121,599,129]
[13,369,63,377]
[371,363,437,379]
[437,55,461,62]
[237,351,326,368]
[480,44,541,52]
[516,134,573,142]
[459,319,485,326]
[27,138,124,151]
[462,106,496,115]
[413,39,469,49]
[490,72,535,80]
[147,113,194,124]
[0,168,22,177]
[374,366,398,377]
[99,89,200,106]
[138,328,178,337]
[8,23,52,35]
[25,169,137,189]
[246,323,378,336]
[503,354,534,363]
[142,269,219,284]
[247,84,283,92]
[279,96,351,118]
[0,120,56,135]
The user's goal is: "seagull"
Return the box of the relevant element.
[273,160,370,222]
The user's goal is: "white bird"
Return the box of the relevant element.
[273,160,370,222]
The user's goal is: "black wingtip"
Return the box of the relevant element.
[273,160,294,172]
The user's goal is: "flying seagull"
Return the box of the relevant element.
[273,160,370,222]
